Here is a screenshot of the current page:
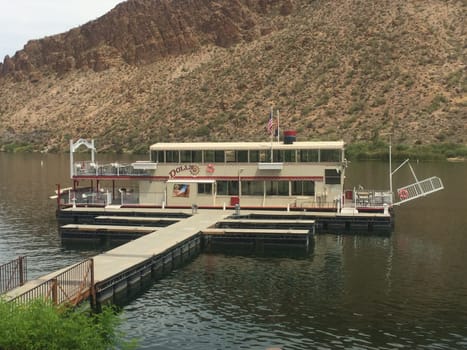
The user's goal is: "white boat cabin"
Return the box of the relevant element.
[139,141,346,209]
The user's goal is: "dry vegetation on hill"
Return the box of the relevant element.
[0,0,465,153]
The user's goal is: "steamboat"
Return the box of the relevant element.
[54,136,443,234]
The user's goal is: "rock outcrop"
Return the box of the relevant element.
[0,0,464,152]
[0,0,292,79]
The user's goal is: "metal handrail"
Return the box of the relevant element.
[0,256,27,294]
[73,161,154,177]
[343,189,393,208]
[10,259,95,307]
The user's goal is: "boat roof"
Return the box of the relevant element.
[150,141,345,151]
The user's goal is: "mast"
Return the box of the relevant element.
[389,135,393,198]
[276,109,280,143]
[270,106,274,162]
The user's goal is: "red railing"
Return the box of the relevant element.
[0,256,27,294]
[10,259,95,307]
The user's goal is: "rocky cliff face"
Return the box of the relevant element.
[0,0,292,80]
[0,0,464,152]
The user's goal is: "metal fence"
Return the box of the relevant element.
[0,256,27,294]
[10,259,95,307]
[343,189,393,208]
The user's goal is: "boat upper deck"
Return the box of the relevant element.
[70,141,346,179]
[149,140,345,150]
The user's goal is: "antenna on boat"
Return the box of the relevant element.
[269,105,274,162]
[389,134,393,201]
[380,132,394,202]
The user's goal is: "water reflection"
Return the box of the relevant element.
[1,153,467,349]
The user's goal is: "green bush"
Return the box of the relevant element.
[426,94,448,113]
[2,142,34,153]
[346,141,467,161]
[347,100,364,114]
[0,298,136,350]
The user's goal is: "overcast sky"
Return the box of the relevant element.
[0,0,124,59]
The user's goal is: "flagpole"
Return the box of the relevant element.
[276,109,280,143]
[270,106,273,162]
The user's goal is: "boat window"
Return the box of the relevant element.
[265,181,289,196]
[325,169,341,184]
[225,150,236,163]
[284,150,296,162]
[198,183,212,194]
[321,149,341,162]
[215,150,225,163]
[192,150,202,163]
[156,151,164,163]
[217,181,238,195]
[204,150,214,163]
[273,150,284,162]
[299,149,319,162]
[271,150,297,162]
[241,181,264,195]
[303,181,315,195]
[292,181,315,195]
[217,181,227,195]
[259,150,271,162]
[150,151,158,162]
[180,150,192,163]
[237,150,248,162]
[249,150,259,162]
[166,151,179,163]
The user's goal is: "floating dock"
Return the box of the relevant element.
[234,212,393,234]
[56,207,191,225]
[5,206,391,307]
[57,207,392,234]
[60,224,161,240]
[6,208,317,306]
[91,210,226,304]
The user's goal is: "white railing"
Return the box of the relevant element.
[343,189,393,208]
[73,161,155,177]
[395,176,444,205]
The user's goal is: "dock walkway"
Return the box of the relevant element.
[5,210,230,304]
[92,210,226,283]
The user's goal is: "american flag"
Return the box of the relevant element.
[267,109,274,135]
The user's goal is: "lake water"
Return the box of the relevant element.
[1,153,466,349]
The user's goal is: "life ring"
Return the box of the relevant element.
[398,188,409,200]
[190,165,200,176]
[206,163,215,173]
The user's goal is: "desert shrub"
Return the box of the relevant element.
[0,298,136,350]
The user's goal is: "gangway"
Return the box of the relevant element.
[391,159,444,206]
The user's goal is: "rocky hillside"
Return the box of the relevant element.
[0,0,465,153]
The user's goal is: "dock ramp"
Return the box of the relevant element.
[395,176,444,206]
[391,158,444,206]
